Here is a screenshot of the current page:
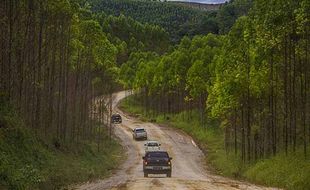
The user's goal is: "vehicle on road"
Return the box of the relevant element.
[132,127,147,140]
[144,141,161,152]
[111,113,122,124]
[142,151,172,177]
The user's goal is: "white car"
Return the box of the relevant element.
[144,141,161,152]
[132,127,147,140]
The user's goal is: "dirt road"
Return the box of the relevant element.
[77,91,279,190]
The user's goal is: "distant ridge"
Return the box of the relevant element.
[167,1,226,11]
[167,0,229,4]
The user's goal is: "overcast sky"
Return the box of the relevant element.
[167,0,229,4]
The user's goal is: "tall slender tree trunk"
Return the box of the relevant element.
[35,11,44,134]
[241,104,245,162]
[284,36,289,154]
[234,108,237,155]
[292,38,297,152]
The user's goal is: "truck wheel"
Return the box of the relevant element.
[144,172,148,177]
[167,172,171,177]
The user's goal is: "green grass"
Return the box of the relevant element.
[0,98,123,190]
[245,151,310,190]
[119,95,310,190]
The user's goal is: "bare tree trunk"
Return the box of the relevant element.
[35,10,44,134]
[241,104,245,163]
[234,108,237,155]
[284,36,288,154]
[292,40,297,152]
[71,51,80,142]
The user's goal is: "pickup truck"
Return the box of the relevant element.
[142,151,172,177]
[144,141,161,152]
[132,127,147,140]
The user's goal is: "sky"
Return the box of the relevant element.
[167,0,229,4]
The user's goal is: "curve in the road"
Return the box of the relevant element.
[77,91,279,190]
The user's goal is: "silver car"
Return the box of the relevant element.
[133,127,147,140]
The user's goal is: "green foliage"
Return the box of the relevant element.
[0,101,122,190]
[217,0,253,34]
[95,13,170,62]
[90,0,220,42]
[120,34,222,103]
[119,0,309,172]
[119,95,145,118]
[90,0,253,42]
[245,151,310,190]
[1,0,308,188]
[120,51,159,88]
[0,128,48,190]
[117,0,310,188]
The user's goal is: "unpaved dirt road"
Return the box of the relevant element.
[77,91,279,190]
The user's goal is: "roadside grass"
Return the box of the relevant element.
[245,151,310,190]
[119,95,310,190]
[0,98,123,190]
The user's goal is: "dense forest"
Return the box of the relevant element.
[0,0,309,189]
[0,0,168,146]
[0,0,130,189]
[95,13,170,64]
[90,0,252,41]
[0,0,119,145]
[120,0,309,162]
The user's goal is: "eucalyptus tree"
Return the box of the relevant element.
[0,0,118,149]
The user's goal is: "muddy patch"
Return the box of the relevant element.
[151,179,164,187]
[115,182,128,190]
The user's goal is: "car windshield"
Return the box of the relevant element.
[147,152,168,158]
[136,129,145,133]
[147,142,159,147]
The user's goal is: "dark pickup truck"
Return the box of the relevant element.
[111,113,122,124]
[142,151,172,177]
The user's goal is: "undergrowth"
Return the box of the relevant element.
[0,97,123,190]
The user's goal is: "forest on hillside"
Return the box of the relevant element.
[90,0,252,41]
[120,0,310,162]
